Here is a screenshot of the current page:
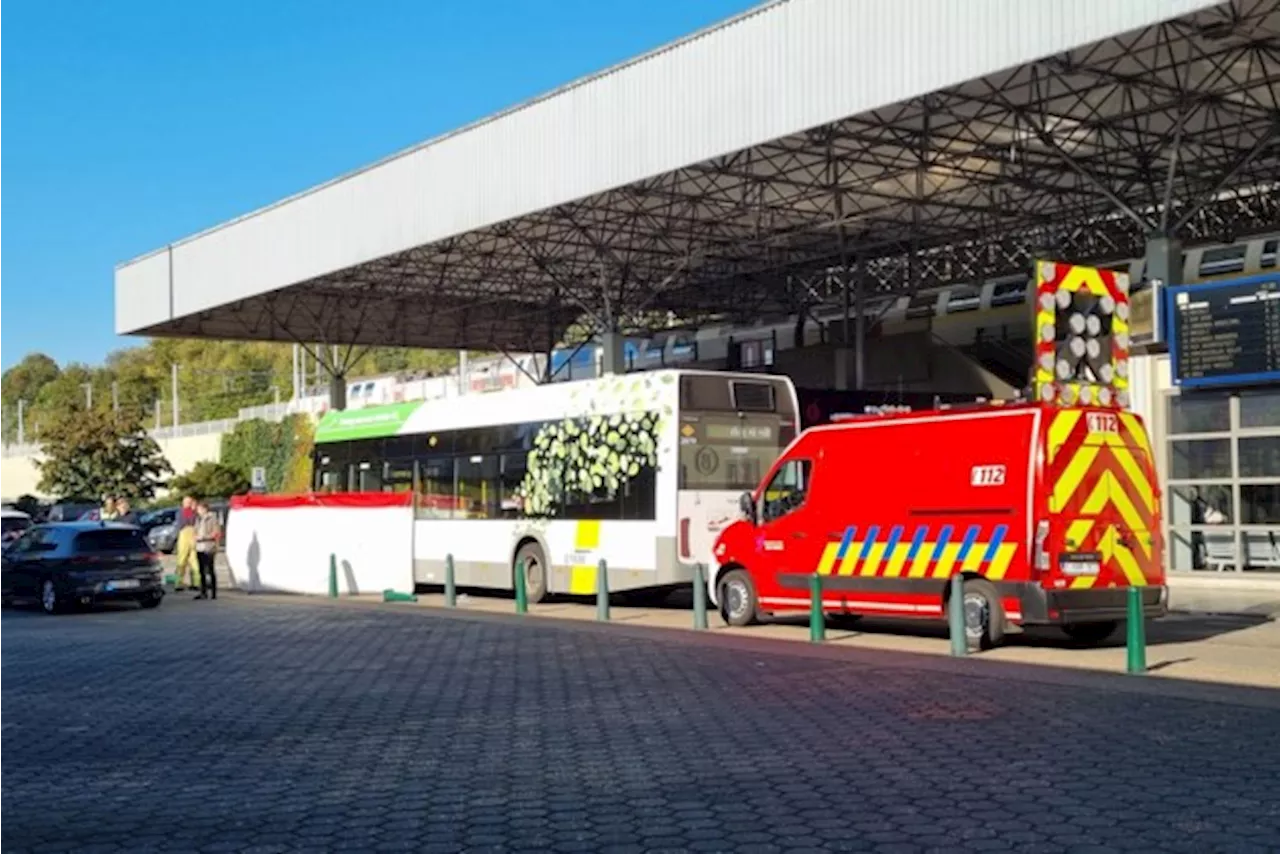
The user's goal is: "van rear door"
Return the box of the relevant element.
[1047,409,1160,589]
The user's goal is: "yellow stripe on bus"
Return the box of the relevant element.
[568,565,595,594]
[574,520,601,550]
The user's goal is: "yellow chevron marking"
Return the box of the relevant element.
[1118,412,1152,457]
[1113,541,1147,587]
[883,543,911,578]
[1070,575,1096,589]
[574,520,601,550]
[838,545,863,576]
[931,543,962,579]
[816,543,840,576]
[1102,435,1155,513]
[859,543,888,576]
[907,539,937,578]
[1082,472,1151,557]
[1052,445,1100,512]
[1049,411,1083,463]
[985,543,1018,581]
[1099,526,1147,587]
[1061,264,1108,296]
[1066,519,1095,550]
[568,565,595,594]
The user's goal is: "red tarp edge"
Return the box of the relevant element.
[229,493,413,510]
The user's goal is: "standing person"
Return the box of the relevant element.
[115,497,140,526]
[99,496,118,522]
[193,500,221,601]
[174,495,199,591]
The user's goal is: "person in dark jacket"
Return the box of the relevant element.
[114,497,141,526]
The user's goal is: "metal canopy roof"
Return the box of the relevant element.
[115,0,1279,360]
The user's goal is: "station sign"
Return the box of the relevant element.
[1168,273,1280,389]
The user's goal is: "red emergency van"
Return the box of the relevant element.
[712,402,1167,647]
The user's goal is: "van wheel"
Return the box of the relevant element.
[718,569,759,627]
[1062,621,1118,646]
[514,543,548,604]
[961,578,1004,650]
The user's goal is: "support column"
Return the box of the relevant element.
[835,268,851,391]
[600,331,626,376]
[1144,235,1182,287]
[329,372,347,412]
[853,264,866,391]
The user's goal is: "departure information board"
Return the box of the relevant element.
[1168,273,1280,389]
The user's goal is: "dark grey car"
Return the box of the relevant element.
[1,523,165,613]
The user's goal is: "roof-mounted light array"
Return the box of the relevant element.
[1032,260,1130,409]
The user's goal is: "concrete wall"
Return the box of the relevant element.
[0,432,223,500]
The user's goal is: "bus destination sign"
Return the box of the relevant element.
[1168,274,1280,389]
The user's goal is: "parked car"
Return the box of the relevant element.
[1,509,33,545]
[48,501,98,522]
[147,501,229,554]
[1,523,165,613]
[146,517,180,554]
[139,507,178,535]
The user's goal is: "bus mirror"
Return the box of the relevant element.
[738,492,756,523]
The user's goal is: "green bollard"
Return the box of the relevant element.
[382,589,417,603]
[596,559,610,621]
[948,574,967,656]
[514,558,528,614]
[444,554,457,607]
[692,563,709,631]
[328,553,338,598]
[808,573,825,643]
[1126,586,1147,674]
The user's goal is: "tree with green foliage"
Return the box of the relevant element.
[221,414,313,493]
[35,407,172,501]
[3,341,460,443]
[168,461,251,500]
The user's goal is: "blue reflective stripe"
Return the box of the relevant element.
[884,525,904,556]
[858,526,880,560]
[835,526,857,560]
[956,525,981,564]
[907,526,929,560]
[935,525,953,556]
[982,524,1008,564]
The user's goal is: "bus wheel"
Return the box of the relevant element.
[1062,621,1119,646]
[718,569,759,627]
[515,543,548,604]
[962,578,1005,650]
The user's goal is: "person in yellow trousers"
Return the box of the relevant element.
[174,494,200,591]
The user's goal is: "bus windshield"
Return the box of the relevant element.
[678,413,793,491]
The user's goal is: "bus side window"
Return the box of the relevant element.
[456,455,500,519]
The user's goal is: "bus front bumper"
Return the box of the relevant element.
[1016,583,1169,626]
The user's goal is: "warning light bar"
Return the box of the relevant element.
[1032,260,1130,409]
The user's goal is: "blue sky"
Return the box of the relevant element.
[2,0,755,370]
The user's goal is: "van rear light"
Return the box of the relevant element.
[1034,520,1051,573]
[679,518,691,559]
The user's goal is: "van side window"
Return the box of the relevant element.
[762,459,812,522]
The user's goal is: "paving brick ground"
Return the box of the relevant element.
[3,595,1280,853]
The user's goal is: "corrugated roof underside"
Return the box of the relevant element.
[116,0,1219,334]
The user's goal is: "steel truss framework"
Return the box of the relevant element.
[160,0,1280,358]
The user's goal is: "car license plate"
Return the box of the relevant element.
[106,579,141,591]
